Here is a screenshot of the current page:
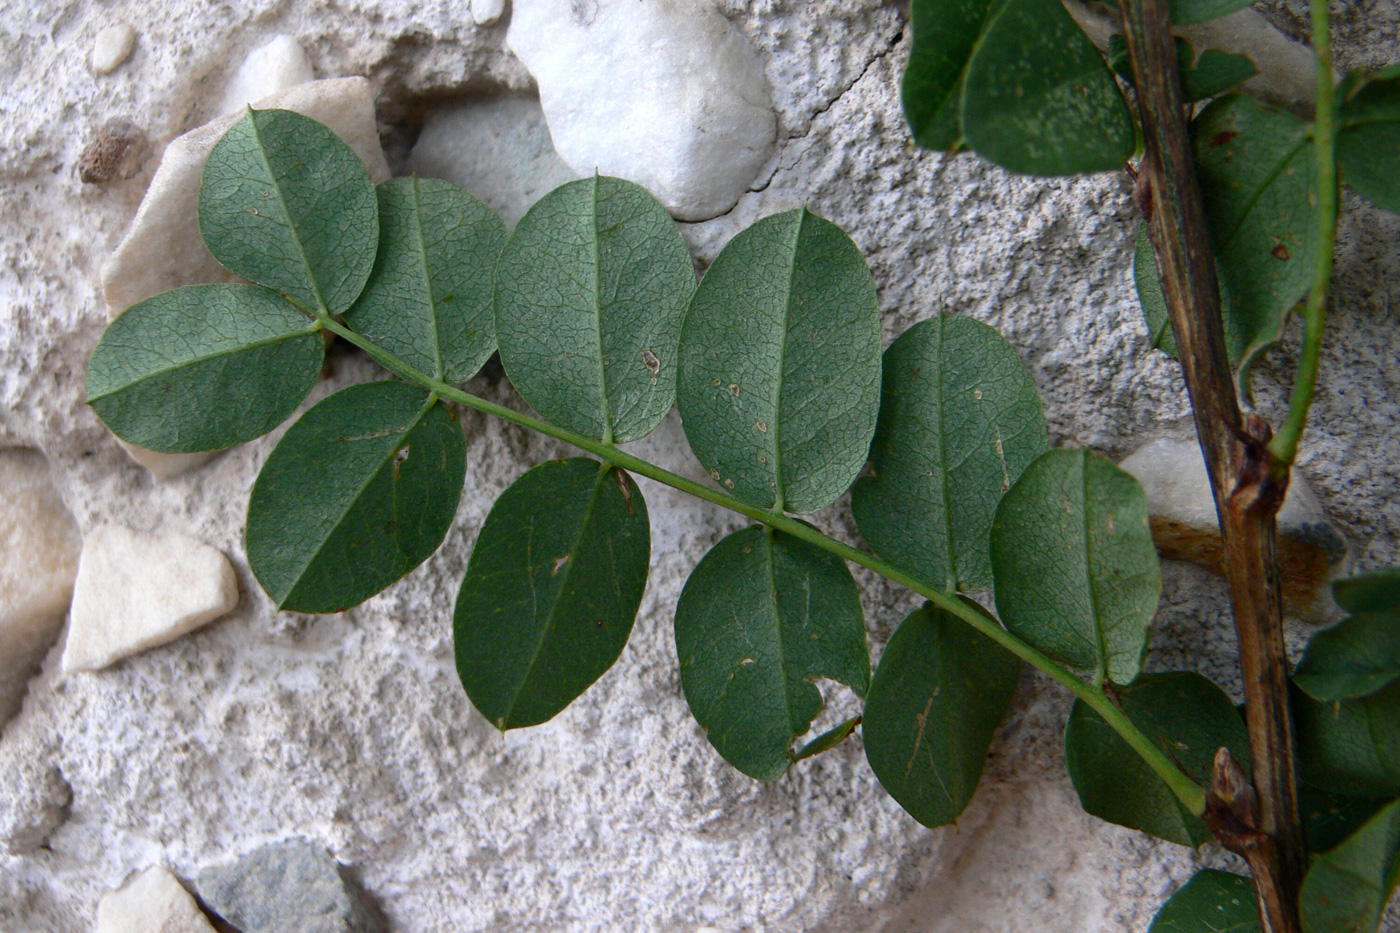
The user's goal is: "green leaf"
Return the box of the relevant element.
[1302,786,1394,855]
[454,458,650,730]
[1065,672,1247,846]
[903,0,1134,174]
[1338,65,1400,215]
[677,208,882,514]
[494,176,696,443]
[247,380,466,612]
[199,109,379,316]
[1149,870,1258,933]
[344,177,507,383]
[793,716,862,762]
[1191,95,1317,382]
[1295,612,1400,701]
[863,602,1022,827]
[87,284,323,453]
[1109,35,1257,102]
[852,315,1047,593]
[1300,798,1400,933]
[989,448,1161,685]
[1335,568,1400,616]
[961,0,1135,175]
[674,525,870,780]
[1168,0,1255,26]
[1296,682,1400,798]
[1134,223,1246,362]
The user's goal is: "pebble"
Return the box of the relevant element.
[196,838,382,933]
[60,524,239,674]
[92,24,137,74]
[0,448,81,725]
[77,119,144,185]
[99,77,391,480]
[409,96,578,229]
[96,867,218,933]
[1118,438,1350,621]
[505,0,777,221]
[219,34,315,115]
[470,0,506,25]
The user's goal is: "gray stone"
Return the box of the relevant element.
[0,744,70,856]
[0,448,81,725]
[506,0,778,221]
[96,866,218,933]
[196,839,380,933]
[408,95,579,229]
[219,34,315,116]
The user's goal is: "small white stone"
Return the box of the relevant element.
[506,0,777,221]
[219,34,315,116]
[99,77,391,481]
[0,449,82,724]
[1119,438,1350,621]
[97,866,218,933]
[92,24,137,75]
[409,96,579,229]
[61,524,239,674]
[470,0,506,25]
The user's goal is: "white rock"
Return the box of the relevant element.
[61,524,239,674]
[97,867,218,933]
[0,449,82,724]
[92,24,137,74]
[219,34,315,116]
[1119,438,1350,621]
[98,77,391,482]
[409,96,579,229]
[470,0,506,26]
[506,0,777,221]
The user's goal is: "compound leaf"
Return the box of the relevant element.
[1338,64,1400,215]
[852,314,1047,594]
[1335,568,1400,616]
[454,458,650,730]
[199,109,378,315]
[674,525,870,780]
[990,448,1161,685]
[677,208,881,514]
[1065,672,1247,846]
[247,380,466,612]
[863,601,1021,827]
[344,177,507,383]
[1302,786,1394,855]
[87,283,323,452]
[1300,798,1400,933]
[1295,612,1400,702]
[1191,95,1317,383]
[1296,681,1400,798]
[1109,35,1256,102]
[494,176,695,443]
[1149,870,1258,933]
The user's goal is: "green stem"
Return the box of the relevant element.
[322,317,1208,817]
[1267,0,1337,469]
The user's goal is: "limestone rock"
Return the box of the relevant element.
[219,34,315,116]
[470,0,506,26]
[60,524,239,673]
[97,76,390,481]
[0,748,70,856]
[0,448,82,725]
[1119,438,1350,621]
[409,96,578,229]
[96,867,217,933]
[506,0,777,221]
[196,839,381,933]
[92,24,137,74]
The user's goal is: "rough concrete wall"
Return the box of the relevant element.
[1,0,1396,930]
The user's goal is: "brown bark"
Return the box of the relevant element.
[1115,0,1307,929]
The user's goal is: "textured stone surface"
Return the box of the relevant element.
[0,738,71,857]
[61,524,240,674]
[506,0,778,221]
[96,866,217,933]
[0,448,82,725]
[409,95,579,229]
[196,839,379,933]
[0,1,1396,931]
[1120,438,1350,622]
[219,34,315,115]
